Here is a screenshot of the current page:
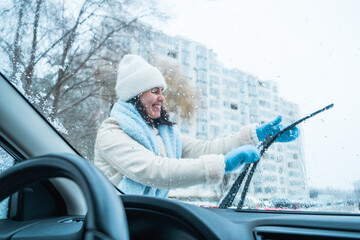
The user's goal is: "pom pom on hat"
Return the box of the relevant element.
[115,54,167,101]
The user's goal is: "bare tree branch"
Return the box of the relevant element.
[10,0,27,82]
[23,0,43,95]
[56,86,102,115]
[33,0,107,66]
[60,18,138,85]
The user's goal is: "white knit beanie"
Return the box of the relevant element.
[115,54,167,101]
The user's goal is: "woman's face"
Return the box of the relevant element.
[139,87,165,119]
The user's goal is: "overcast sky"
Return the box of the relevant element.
[152,0,360,190]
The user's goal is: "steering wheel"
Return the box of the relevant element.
[0,153,129,240]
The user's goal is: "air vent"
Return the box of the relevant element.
[254,226,360,240]
[58,217,84,224]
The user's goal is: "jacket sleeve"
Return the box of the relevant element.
[95,118,225,189]
[181,124,259,158]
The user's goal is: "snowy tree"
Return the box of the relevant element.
[0,0,168,159]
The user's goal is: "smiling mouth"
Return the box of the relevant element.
[152,105,161,111]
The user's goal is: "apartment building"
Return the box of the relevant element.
[128,27,307,203]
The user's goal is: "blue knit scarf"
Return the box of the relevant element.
[110,101,182,198]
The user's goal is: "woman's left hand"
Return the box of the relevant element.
[256,116,299,142]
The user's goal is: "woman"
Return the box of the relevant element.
[94,54,299,197]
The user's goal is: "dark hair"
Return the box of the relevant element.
[127,96,174,128]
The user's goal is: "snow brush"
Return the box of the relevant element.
[218,103,334,209]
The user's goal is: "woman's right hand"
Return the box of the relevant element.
[224,145,260,172]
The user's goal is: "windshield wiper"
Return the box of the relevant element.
[218,103,334,209]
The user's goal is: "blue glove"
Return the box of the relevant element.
[224,145,260,172]
[256,116,299,142]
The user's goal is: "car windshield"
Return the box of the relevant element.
[1,0,359,213]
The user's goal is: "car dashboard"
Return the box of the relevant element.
[121,195,360,240]
[1,190,360,240]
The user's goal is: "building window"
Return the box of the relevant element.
[258,81,269,88]
[228,80,238,88]
[210,112,220,121]
[248,87,257,97]
[180,121,190,134]
[196,46,207,57]
[209,75,219,85]
[255,188,262,193]
[182,41,190,51]
[223,101,238,111]
[196,70,207,84]
[197,110,207,122]
[289,180,300,186]
[209,63,219,73]
[231,125,239,132]
[274,104,279,111]
[222,68,234,77]
[280,177,284,184]
[259,100,271,108]
[250,107,258,118]
[224,112,238,121]
[289,171,300,177]
[210,125,220,137]
[196,56,207,70]
[263,163,276,171]
[210,100,220,108]
[197,123,207,133]
[276,155,283,163]
[240,106,246,114]
[197,83,207,96]
[229,91,238,99]
[230,103,238,110]
[154,44,166,55]
[241,118,247,126]
[258,90,271,98]
[167,50,178,58]
[240,84,245,93]
[210,88,219,97]
[181,52,190,66]
[180,128,189,134]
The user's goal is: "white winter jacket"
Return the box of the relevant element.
[94,117,259,190]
